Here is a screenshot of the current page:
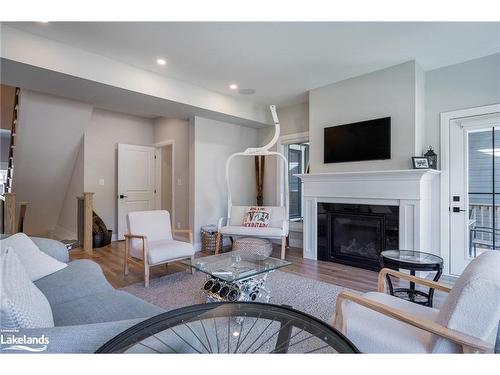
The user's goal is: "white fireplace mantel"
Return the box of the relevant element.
[297,169,441,261]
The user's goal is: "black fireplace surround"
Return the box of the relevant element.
[317,203,399,271]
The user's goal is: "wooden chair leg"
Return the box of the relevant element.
[281,236,286,260]
[144,262,150,288]
[189,255,195,274]
[124,238,129,276]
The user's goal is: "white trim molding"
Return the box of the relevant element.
[153,139,176,228]
[276,131,309,212]
[440,103,500,275]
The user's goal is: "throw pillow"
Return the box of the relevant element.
[0,233,67,281]
[0,247,55,329]
[243,207,270,228]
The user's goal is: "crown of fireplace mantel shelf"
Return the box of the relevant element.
[296,169,441,182]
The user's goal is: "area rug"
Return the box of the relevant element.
[122,270,354,323]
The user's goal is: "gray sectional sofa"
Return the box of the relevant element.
[1,236,164,353]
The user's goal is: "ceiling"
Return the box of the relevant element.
[5,22,500,106]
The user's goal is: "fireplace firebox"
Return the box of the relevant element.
[317,203,399,271]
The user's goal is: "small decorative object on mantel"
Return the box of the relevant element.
[424,146,438,169]
[412,157,430,169]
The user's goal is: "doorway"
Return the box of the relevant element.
[445,109,500,275]
[154,141,175,229]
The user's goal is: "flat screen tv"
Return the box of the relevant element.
[324,117,391,164]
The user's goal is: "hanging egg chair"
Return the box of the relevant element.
[216,105,289,259]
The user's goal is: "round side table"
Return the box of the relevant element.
[380,250,443,307]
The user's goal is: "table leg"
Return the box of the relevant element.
[427,266,442,308]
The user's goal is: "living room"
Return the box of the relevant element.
[1,1,499,373]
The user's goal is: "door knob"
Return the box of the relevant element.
[119,194,128,199]
[452,207,465,213]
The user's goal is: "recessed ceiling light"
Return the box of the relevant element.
[229,84,238,90]
[157,58,167,66]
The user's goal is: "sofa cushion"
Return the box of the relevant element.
[0,233,67,281]
[30,237,69,263]
[339,291,439,353]
[432,251,500,353]
[35,259,114,306]
[0,247,54,329]
[220,225,284,238]
[51,290,164,326]
[146,240,195,264]
[4,318,147,353]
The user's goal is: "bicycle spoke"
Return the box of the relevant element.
[199,319,213,353]
[271,328,305,353]
[242,319,275,353]
[136,341,161,353]
[213,317,220,353]
[182,323,211,353]
[170,327,202,353]
[234,314,261,353]
[251,320,292,353]
[151,334,179,353]
[304,344,331,354]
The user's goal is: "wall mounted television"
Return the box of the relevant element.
[324,117,391,164]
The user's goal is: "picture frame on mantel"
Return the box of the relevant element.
[412,156,430,169]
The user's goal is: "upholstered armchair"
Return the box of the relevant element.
[124,210,195,287]
[333,251,500,353]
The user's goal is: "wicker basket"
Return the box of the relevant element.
[232,237,272,260]
[201,225,222,253]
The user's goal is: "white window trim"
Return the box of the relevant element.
[276,131,309,217]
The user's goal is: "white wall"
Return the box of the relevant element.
[14,90,92,236]
[193,117,260,249]
[54,140,84,239]
[84,108,154,235]
[309,61,423,173]
[153,118,191,230]
[425,53,500,157]
[259,102,310,207]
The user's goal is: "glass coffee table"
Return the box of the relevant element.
[182,251,291,303]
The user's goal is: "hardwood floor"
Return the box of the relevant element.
[70,241,379,292]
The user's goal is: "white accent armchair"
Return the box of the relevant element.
[333,251,500,353]
[217,206,289,259]
[124,210,195,287]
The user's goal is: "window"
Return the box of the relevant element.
[286,142,309,220]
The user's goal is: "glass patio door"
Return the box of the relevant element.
[449,114,500,275]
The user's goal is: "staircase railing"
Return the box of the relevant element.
[5,87,20,194]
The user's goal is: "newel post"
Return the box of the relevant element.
[83,192,94,254]
[4,192,16,234]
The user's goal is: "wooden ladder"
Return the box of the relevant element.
[5,88,20,193]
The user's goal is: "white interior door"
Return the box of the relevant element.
[449,114,500,275]
[117,144,156,239]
